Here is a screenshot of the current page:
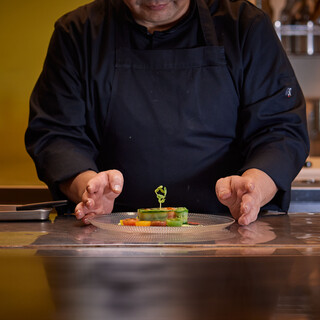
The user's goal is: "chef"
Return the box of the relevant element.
[25,0,309,225]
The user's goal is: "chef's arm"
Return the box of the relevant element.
[216,168,278,225]
[235,11,309,211]
[25,21,102,201]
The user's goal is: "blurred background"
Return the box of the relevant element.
[0,0,88,186]
[0,0,320,187]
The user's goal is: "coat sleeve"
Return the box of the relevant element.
[237,11,310,211]
[25,19,99,199]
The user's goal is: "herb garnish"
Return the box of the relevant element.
[155,185,167,208]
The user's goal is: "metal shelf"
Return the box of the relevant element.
[275,21,320,56]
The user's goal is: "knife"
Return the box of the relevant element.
[16,200,69,211]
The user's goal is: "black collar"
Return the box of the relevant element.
[121,0,197,36]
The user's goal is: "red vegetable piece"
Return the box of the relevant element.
[150,220,167,227]
[187,221,200,225]
[122,218,139,226]
[167,211,175,219]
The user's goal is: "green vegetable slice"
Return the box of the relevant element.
[166,218,183,227]
[175,207,189,224]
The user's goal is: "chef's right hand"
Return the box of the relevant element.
[74,170,124,224]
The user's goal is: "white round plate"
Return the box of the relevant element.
[88,212,235,235]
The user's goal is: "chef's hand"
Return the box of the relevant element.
[215,168,277,226]
[60,170,124,224]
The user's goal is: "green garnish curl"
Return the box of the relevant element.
[155,185,167,208]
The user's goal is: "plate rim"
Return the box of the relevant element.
[88,212,235,234]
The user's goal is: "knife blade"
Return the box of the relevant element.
[16,200,69,211]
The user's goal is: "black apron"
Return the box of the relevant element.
[102,0,240,212]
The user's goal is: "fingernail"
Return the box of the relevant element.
[75,209,82,219]
[113,185,121,192]
[86,199,92,207]
[219,191,228,199]
[241,216,249,225]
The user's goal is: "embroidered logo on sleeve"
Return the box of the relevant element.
[285,88,293,98]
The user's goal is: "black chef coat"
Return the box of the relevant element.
[25,0,309,213]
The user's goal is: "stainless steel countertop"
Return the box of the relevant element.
[1,213,320,320]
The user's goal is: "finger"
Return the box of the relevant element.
[80,195,95,211]
[238,206,259,226]
[235,180,254,200]
[107,170,124,194]
[75,198,96,219]
[85,198,94,209]
[82,212,96,225]
[239,191,261,225]
[86,175,104,195]
[75,202,86,219]
[244,181,255,194]
[86,170,123,196]
[237,197,252,226]
[86,171,112,195]
[240,193,252,213]
[238,214,251,226]
[215,178,232,200]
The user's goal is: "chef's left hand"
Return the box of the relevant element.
[215,169,278,226]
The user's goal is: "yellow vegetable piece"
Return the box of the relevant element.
[136,221,151,227]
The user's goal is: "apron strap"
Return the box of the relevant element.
[196,0,219,46]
